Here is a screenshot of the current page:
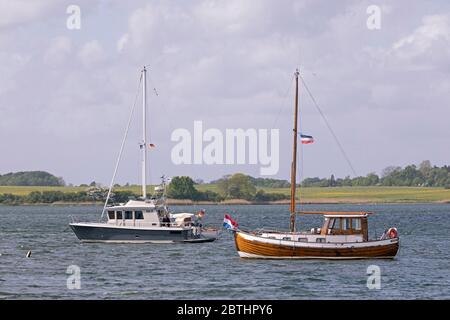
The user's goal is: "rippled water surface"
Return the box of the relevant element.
[0,204,449,299]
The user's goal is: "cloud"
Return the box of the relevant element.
[393,15,450,53]
[390,14,450,69]
[43,36,72,66]
[116,33,129,53]
[0,0,57,30]
[193,0,270,35]
[77,40,105,66]
[1,0,450,184]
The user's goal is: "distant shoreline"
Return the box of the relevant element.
[1,186,450,205]
[1,198,449,206]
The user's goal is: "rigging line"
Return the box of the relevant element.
[147,73,199,198]
[271,74,295,129]
[146,73,159,144]
[101,73,142,220]
[298,88,304,212]
[299,75,358,177]
[147,73,167,190]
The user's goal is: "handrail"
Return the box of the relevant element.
[254,227,291,234]
[298,211,372,215]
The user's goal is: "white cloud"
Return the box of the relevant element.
[77,40,105,66]
[0,52,31,96]
[43,36,72,65]
[0,0,57,29]
[116,33,129,53]
[193,0,269,35]
[391,14,450,65]
[1,0,450,184]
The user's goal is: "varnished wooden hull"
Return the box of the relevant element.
[234,231,399,259]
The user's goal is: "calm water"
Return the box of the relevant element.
[0,204,449,299]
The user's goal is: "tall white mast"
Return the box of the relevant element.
[142,66,147,199]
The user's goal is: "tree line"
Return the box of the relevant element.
[168,174,289,202]
[0,171,65,186]
[0,188,135,205]
[0,175,288,204]
[302,161,450,188]
[1,161,449,205]
[210,175,290,188]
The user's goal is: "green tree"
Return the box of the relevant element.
[167,176,200,200]
[419,160,432,175]
[366,173,380,185]
[0,171,65,186]
[330,174,336,187]
[254,190,289,202]
[218,173,256,200]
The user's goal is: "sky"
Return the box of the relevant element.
[0,0,449,185]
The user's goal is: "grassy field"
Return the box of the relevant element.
[0,186,85,196]
[265,186,450,203]
[1,185,450,203]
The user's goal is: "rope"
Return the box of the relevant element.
[100,74,142,220]
[271,74,294,129]
[299,75,358,177]
[298,86,304,213]
[146,73,161,188]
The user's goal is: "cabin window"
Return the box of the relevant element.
[330,218,340,229]
[282,237,292,241]
[342,218,351,230]
[135,211,143,219]
[125,211,133,219]
[107,211,115,219]
[353,218,361,230]
[116,211,123,219]
[316,238,326,243]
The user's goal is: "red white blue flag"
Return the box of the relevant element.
[300,134,314,144]
[223,214,239,230]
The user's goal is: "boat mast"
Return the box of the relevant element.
[142,66,148,199]
[289,69,300,232]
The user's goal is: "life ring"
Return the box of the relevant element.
[387,227,398,239]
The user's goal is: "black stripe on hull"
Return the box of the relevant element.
[70,224,190,243]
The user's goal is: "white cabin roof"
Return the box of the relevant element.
[324,214,368,218]
[108,199,157,210]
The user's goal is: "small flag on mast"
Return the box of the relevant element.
[223,214,239,230]
[196,209,206,218]
[300,134,314,144]
[149,143,156,148]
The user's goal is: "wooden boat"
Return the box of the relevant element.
[232,69,399,259]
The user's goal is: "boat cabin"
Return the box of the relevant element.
[303,211,370,241]
[321,215,368,241]
[105,200,194,228]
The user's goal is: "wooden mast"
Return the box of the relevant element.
[289,69,300,232]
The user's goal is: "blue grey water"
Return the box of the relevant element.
[0,204,449,299]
